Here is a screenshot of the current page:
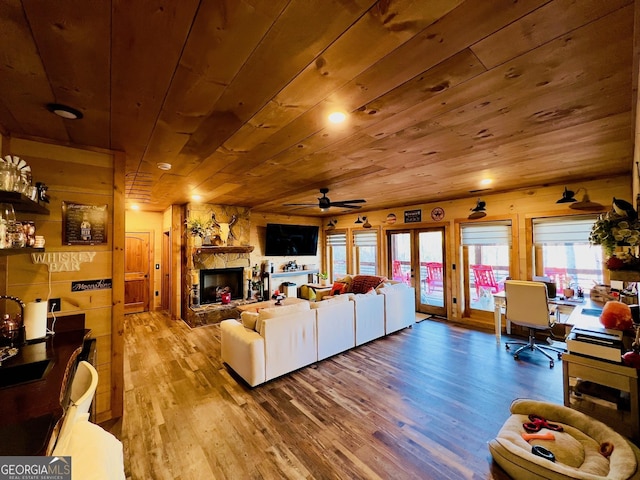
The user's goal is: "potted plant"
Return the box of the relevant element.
[318,272,328,286]
[590,208,640,272]
[186,217,211,246]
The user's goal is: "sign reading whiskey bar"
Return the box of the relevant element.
[62,202,108,245]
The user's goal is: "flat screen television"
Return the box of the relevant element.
[264,223,319,256]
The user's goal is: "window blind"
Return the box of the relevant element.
[326,232,347,247]
[461,221,512,245]
[353,231,377,247]
[533,216,597,244]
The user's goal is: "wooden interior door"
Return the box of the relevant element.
[125,232,151,314]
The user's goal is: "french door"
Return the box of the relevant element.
[388,228,446,317]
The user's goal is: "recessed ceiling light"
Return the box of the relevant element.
[130,204,140,211]
[328,111,347,124]
[46,103,83,120]
[481,178,493,186]
[157,162,172,171]
[191,195,202,202]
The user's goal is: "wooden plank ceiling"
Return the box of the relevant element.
[0,0,636,215]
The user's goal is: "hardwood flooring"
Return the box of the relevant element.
[118,311,564,479]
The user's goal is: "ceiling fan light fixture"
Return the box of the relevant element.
[157,162,172,171]
[46,103,83,120]
[355,216,363,224]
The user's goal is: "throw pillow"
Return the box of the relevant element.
[351,275,387,294]
[335,275,353,292]
[241,311,259,330]
[330,281,348,296]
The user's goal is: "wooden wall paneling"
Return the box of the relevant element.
[111,150,126,419]
[4,137,119,421]
[633,0,640,202]
[171,205,183,319]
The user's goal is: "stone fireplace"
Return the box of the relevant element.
[199,267,244,304]
[183,204,255,327]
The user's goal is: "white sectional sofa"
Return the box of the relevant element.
[220,276,416,387]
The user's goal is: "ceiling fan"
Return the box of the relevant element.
[283,188,366,211]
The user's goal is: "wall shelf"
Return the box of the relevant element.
[0,192,49,215]
[269,269,319,278]
[0,247,44,257]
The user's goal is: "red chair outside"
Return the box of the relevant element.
[424,262,443,293]
[544,267,569,292]
[392,260,411,285]
[471,264,504,300]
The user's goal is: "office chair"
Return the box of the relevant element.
[504,280,564,368]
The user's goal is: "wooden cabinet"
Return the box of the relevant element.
[562,352,639,440]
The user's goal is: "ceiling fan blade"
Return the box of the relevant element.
[282,203,318,207]
[332,204,362,209]
[330,199,366,205]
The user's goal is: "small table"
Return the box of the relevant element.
[236,296,306,313]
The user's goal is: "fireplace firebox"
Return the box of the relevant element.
[199,267,244,305]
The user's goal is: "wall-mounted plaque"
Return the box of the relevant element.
[404,209,422,223]
[72,278,112,291]
[62,202,108,245]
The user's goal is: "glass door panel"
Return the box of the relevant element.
[388,231,411,286]
[417,229,445,316]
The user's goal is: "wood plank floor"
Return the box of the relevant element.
[117,311,565,479]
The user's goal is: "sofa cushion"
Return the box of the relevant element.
[312,295,349,308]
[330,281,348,295]
[254,301,311,334]
[351,275,387,294]
[241,311,259,330]
[335,275,353,292]
[259,301,310,319]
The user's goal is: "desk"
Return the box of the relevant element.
[561,306,639,439]
[0,314,88,455]
[492,291,591,344]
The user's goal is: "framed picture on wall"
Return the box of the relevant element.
[62,202,108,245]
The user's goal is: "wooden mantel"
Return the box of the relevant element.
[194,245,255,255]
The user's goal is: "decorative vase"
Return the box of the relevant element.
[193,235,202,247]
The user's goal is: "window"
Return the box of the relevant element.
[461,221,512,312]
[353,230,378,275]
[532,216,603,293]
[326,231,347,281]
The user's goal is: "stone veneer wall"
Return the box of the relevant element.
[183,204,253,326]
